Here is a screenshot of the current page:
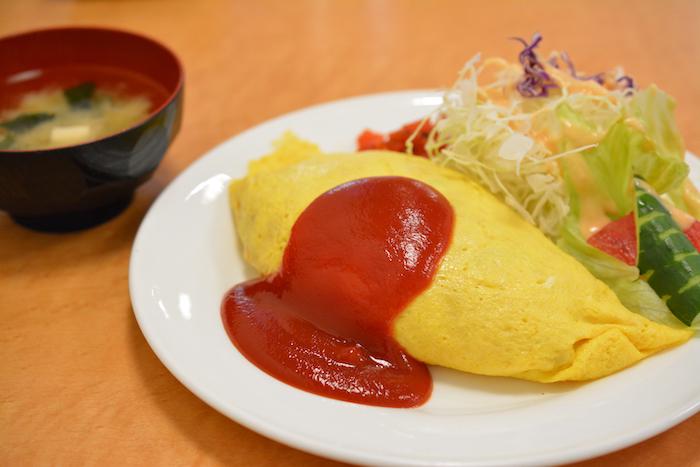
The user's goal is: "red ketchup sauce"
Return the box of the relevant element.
[221,176,454,407]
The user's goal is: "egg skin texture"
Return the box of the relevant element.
[229,134,691,383]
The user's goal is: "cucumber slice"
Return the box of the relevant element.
[636,179,700,326]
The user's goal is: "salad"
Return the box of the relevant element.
[358,33,700,330]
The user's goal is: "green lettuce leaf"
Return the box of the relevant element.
[580,121,636,215]
[627,86,691,214]
[556,88,688,219]
[669,179,700,219]
[623,89,688,195]
[625,85,685,163]
[580,123,687,218]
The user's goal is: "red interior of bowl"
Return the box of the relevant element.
[0,27,183,119]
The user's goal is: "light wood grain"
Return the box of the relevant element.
[2,1,699,465]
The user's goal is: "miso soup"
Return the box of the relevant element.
[0,82,151,150]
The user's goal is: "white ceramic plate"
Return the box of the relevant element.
[130,90,700,466]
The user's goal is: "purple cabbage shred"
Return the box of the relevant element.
[559,51,605,85]
[511,33,559,98]
[616,75,635,89]
[512,33,636,97]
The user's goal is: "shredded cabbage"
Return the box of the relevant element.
[425,54,626,238]
[423,48,688,241]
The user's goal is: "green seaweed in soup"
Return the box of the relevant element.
[0,82,151,150]
[0,128,14,150]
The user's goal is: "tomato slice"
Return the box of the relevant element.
[587,213,637,266]
[357,120,434,157]
[587,215,700,266]
[684,221,700,251]
[357,130,385,151]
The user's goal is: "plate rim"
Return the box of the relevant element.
[129,89,700,467]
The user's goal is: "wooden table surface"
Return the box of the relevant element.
[2,1,699,465]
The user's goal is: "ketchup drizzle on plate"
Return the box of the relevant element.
[221,176,454,407]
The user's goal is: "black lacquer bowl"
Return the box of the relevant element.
[0,27,183,231]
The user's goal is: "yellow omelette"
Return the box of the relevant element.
[229,133,691,383]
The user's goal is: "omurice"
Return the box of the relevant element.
[221,133,692,407]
